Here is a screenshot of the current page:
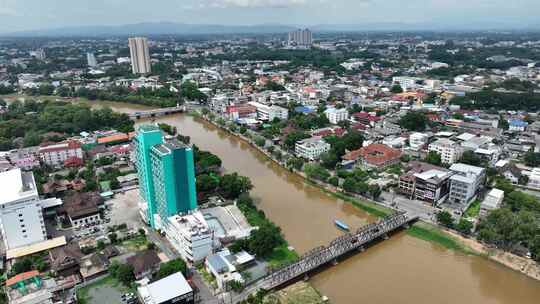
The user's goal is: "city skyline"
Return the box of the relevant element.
[1,0,540,34]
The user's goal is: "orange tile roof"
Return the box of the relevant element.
[97,133,130,144]
[6,270,40,287]
[344,144,401,165]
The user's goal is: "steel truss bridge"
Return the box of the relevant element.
[261,212,418,290]
[129,105,185,119]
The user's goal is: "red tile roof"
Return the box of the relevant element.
[6,270,40,287]
[344,144,401,165]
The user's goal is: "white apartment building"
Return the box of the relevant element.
[527,168,540,189]
[288,29,313,46]
[295,137,331,161]
[0,169,47,250]
[129,37,151,74]
[409,133,429,151]
[324,108,349,125]
[392,76,421,91]
[38,141,83,167]
[165,212,214,264]
[248,102,288,121]
[448,163,485,208]
[428,138,462,164]
[479,188,504,217]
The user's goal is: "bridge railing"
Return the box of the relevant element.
[263,212,412,289]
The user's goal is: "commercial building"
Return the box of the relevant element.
[165,212,214,264]
[324,108,349,125]
[129,37,152,74]
[137,272,194,304]
[409,133,429,151]
[392,76,421,91]
[150,139,197,229]
[205,249,255,291]
[295,137,331,161]
[134,126,198,229]
[38,141,83,167]
[288,28,313,46]
[347,144,401,170]
[448,163,485,208]
[399,161,453,205]
[60,192,102,228]
[0,169,47,250]
[428,138,462,165]
[86,52,97,67]
[134,125,164,228]
[527,168,540,189]
[479,188,504,217]
[248,102,289,121]
[508,119,528,132]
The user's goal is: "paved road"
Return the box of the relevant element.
[147,230,179,260]
[379,191,439,222]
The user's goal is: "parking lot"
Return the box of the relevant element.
[106,189,144,230]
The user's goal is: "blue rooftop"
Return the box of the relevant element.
[509,119,528,127]
[295,106,315,114]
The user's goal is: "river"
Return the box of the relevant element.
[93,101,540,304]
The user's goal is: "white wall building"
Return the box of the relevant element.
[295,137,331,161]
[247,102,288,121]
[38,141,83,167]
[164,212,214,264]
[324,108,349,125]
[128,37,152,74]
[428,138,462,164]
[527,168,540,189]
[409,133,429,151]
[480,188,504,217]
[392,76,420,91]
[448,163,485,208]
[0,169,47,250]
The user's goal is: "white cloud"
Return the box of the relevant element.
[0,7,19,16]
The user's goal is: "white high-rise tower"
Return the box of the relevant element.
[128,37,152,74]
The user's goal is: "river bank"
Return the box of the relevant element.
[196,111,540,283]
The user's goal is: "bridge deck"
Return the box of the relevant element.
[262,212,417,290]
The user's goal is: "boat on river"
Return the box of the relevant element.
[334,220,350,231]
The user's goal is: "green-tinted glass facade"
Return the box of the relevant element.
[133,125,163,228]
[150,139,198,228]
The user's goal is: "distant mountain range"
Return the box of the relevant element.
[3,21,540,37]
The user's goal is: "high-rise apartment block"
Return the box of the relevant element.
[288,29,313,46]
[133,125,197,229]
[0,169,47,250]
[150,140,197,229]
[87,52,97,67]
[128,37,152,74]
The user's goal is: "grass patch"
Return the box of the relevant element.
[267,245,299,268]
[463,199,481,218]
[407,222,477,255]
[196,265,218,290]
[121,235,149,252]
[76,275,131,304]
[306,180,392,218]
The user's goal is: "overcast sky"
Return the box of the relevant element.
[0,0,538,32]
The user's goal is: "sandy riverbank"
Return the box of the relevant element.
[446,230,540,281]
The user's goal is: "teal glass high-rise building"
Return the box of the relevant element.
[134,125,163,228]
[150,139,197,229]
[133,124,197,229]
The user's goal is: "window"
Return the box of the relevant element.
[22,230,26,233]
[21,224,25,228]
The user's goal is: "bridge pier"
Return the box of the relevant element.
[357,246,365,252]
[331,259,338,266]
[383,234,389,240]
[303,274,309,281]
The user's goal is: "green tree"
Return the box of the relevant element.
[391,84,404,93]
[219,173,253,199]
[399,112,429,131]
[304,164,330,182]
[342,177,357,193]
[368,184,382,200]
[425,151,442,166]
[459,150,483,167]
[247,223,283,258]
[320,151,340,170]
[524,151,540,167]
[156,259,187,279]
[456,219,474,235]
[196,174,219,193]
[436,211,454,228]
[286,157,304,171]
[328,176,339,187]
